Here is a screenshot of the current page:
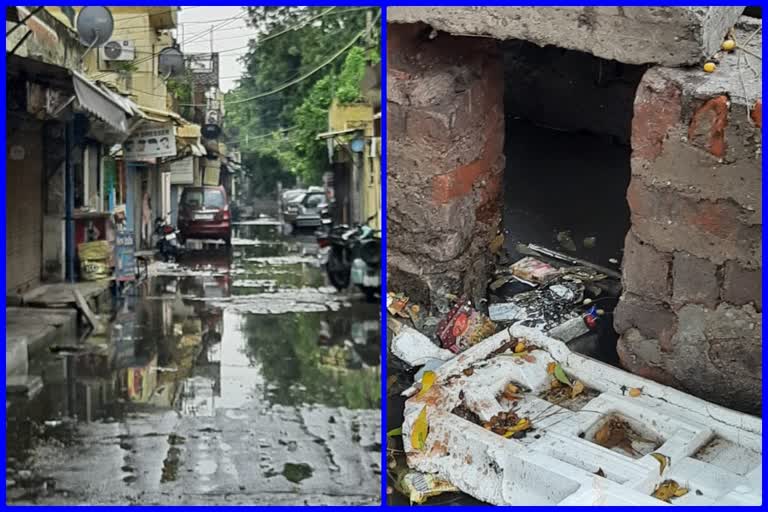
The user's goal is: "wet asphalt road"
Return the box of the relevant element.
[6,221,381,505]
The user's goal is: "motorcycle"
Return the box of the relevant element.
[316,213,380,302]
[153,217,182,262]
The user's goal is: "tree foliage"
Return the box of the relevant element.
[224,7,380,195]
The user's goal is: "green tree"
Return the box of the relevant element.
[224,7,380,194]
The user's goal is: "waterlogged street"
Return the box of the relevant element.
[6,221,381,505]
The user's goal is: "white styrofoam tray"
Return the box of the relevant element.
[401,326,762,505]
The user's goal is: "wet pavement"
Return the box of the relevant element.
[6,222,381,505]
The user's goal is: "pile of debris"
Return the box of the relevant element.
[386,286,762,505]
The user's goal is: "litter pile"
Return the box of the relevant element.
[487,244,622,345]
[386,290,762,505]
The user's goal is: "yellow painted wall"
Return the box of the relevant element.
[327,100,381,230]
[46,7,177,111]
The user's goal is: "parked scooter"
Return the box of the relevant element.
[153,217,183,262]
[317,213,380,302]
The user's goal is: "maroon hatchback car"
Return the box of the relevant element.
[178,186,232,245]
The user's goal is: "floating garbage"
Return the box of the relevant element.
[509,257,560,284]
[436,298,496,354]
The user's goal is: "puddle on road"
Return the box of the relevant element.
[6,224,380,503]
[281,463,314,483]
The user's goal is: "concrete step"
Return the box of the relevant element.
[6,307,78,378]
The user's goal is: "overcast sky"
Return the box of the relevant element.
[178,6,253,92]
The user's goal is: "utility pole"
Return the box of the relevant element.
[365,10,372,47]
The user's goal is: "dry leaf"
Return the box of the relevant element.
[650,452,670,476]
[503,418,531,437]
[571,380,585,399]
[550,379,561,389]
[490,277,511,291]
[462,368,474,377]
[387,294,409,316]
[553,364,571,386]
[417,371,436,398]
[490,233,504,254]
[523,354,536,363]
[410,304,420,315]
[387,375,398,389]
[595,417,640,457]
[514,342,526,353]
[653,480,686,503]
[546,362,557,375]
[411,407,429,451]
[506,383,520,394]
[629,387,642,397]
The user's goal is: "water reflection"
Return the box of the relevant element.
[7,221,381,501]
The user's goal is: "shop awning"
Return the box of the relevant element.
[138,105,184,126]
[72,70,135,135]
[177,123,201,138]
[316,127,363,140]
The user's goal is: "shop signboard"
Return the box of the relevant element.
[114,230,136,281]
[123,124,176,160]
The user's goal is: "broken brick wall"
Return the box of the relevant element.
[387,23,505,310]
[616,64,762,414]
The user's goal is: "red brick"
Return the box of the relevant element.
[688,95,729,158]
[751,100,761,128]
[672,252,719,309]
[431,111,505,204]
[621,231,671,301]
[627,179,747,241]
[614,293,678,351]
[631,76,682,160]
[722,260,762,311]
[406,109,451,144]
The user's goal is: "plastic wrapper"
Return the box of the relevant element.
[401,471,458,504]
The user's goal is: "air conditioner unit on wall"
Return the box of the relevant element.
[100,40,136,62]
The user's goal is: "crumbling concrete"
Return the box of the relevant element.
[387,23,504,310]
[616,17,762,414]
[387,7,745,66]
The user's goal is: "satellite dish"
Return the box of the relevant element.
[158,47,185,77]
[76,6,114,47]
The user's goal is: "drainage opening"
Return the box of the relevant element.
[495,40,647,365]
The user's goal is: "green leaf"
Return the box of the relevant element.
[553,364,571,386]
[387,427,402,438]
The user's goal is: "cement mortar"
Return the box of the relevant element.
[387,7,745,66]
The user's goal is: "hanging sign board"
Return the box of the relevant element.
[114,230,136,281]
[123,124,176,160]
[170,156,194,185]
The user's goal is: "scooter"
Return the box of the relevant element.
[317,214,380,302]
[153,217,182,262]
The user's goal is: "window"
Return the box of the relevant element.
[182,190,203,209]
[204,189,225,208]
[304,193,325,208]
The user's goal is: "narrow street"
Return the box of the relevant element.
[6,221,381,505]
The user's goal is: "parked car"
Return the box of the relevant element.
[281,188,306,205]
[178,185,232,245]
[284,191,328,229]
